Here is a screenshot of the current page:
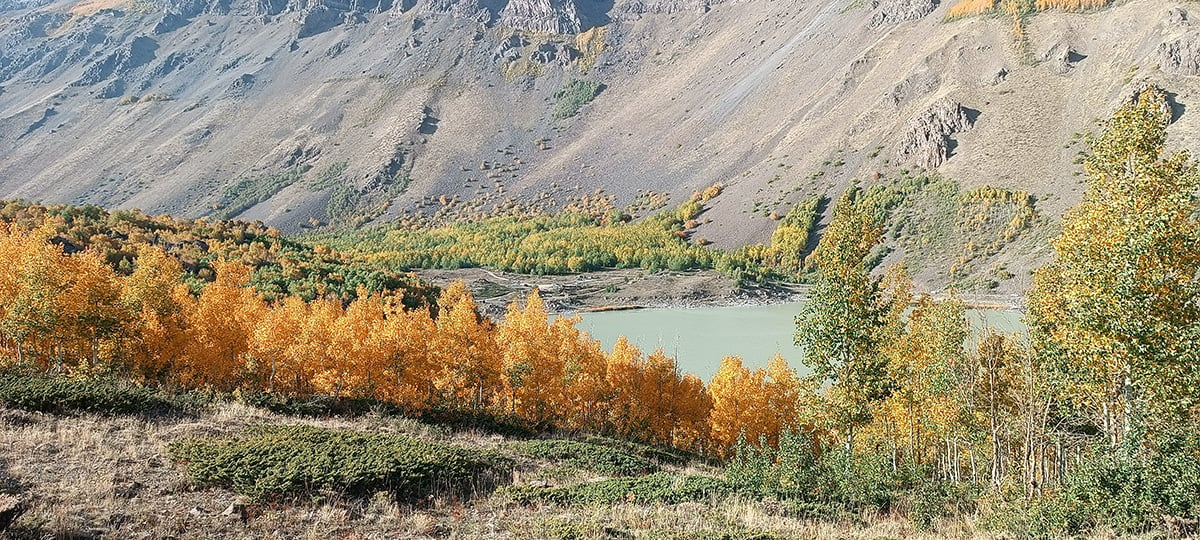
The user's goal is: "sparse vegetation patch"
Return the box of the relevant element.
[553,79,604,119]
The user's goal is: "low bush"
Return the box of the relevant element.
[581,434,693,467]
[499,472,733,505]
[0,374,197,416]
[984,433,1200,537]
[237,392,403,418]
[239,393,538,436]
[726,430,922,513]
[553,79,604,119]
[168,425,512,501]
[513,439,658,477]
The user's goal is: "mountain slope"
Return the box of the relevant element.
[1,0,1198,290]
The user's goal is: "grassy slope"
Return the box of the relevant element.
[0,401,1042,540]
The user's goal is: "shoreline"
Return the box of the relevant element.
[414,267,1025,316]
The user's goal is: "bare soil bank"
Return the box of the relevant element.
[414,268,803,316]
[415,268,1026,316]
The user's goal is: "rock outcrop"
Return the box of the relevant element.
[899,98,974,169]
[426,0,494,23]
[1167,7,1190,27]
[494,33,528,60]
[72,36,159,87]
[499,0,583,35]
[1042,42,1085,75]
[884,69,940,108]
[869,0,936,27]
[1158,32,1200,76]
[616,0,708,17]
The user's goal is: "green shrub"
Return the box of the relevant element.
[168,425,512,501]
[904,480,979,531]
[0,374,197,415]
[1059,435,1200,534]
[214,168,305,219]
[726,430,913,513]
[985,434,1200,537]
[553,79,604,119]
[513,439,658,477]
[237,392,403,418]
[580,435,692,467]
[499,472,733,506]
[983,492,1089,539]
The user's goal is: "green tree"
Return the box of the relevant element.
[795,189,911,452]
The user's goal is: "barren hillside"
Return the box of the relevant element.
[1,0,1198,289]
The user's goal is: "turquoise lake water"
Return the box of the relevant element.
[575,301,1025,381]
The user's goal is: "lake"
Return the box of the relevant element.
[575,301,1026,381]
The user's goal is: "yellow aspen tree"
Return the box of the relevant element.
[1028,87,1200,445]
[324,293,391,398]
[374,303,436,409]
[555,325,608,432]
[431,282,502,411]
[708,356,772,456]
[63,248,128,371]
[643,349,681,444]
[973,331,1023,487]
[292,298,343,396]
[497,290,566,426]
[182,261,265,390]
[671,373,713,452]
[248,295,307,393]
[764,354,803,436]
[0,224,58,366]
[605,336,647,438]
[883,295,968,472]
[121,246,192,382]
[1,226,74,370]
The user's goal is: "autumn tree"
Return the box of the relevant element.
[181,260,266,389]
[1027,87,1200,447]
[496,290,568,426]
[606,336,648,439]
[708,355,804,456]
[122,246,192,381]
[552,319,608,431]
[64,248,128,371]
[973,330,1023,487]
[709,356,769,456]
[430,282,502,412]
[795,190,912,452]
[0,225,74,369]
[882,296,968,471]
[248,295,309,393]
[374,302,436,409]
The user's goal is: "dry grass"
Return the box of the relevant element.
[0,403,1133,539]
[0,403,512,539]
[1034,0,1110,11]
[945,0,996,19]
[67,0,130,17]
